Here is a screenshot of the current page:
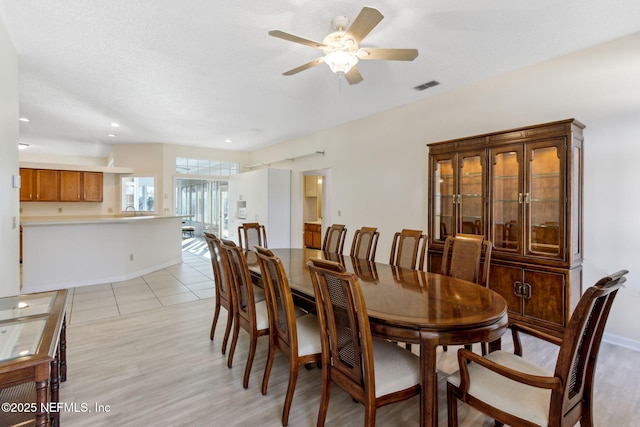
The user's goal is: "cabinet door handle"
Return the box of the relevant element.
[525,193,530,204]
[522,282,532,299]
[514,281,523,297]
[518,193,523,204]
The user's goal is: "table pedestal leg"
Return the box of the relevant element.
[419,332,439,427]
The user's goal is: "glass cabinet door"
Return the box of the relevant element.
[526,139,564,257]
[459,152,485,235]
[432,154,455,241]
[491,145,523,253]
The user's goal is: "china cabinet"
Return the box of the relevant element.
[428,119,584,337]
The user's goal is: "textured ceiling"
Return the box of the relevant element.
[2,0,640,157]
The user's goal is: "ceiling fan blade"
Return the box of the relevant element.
[268,30,326,49]
[357,48,419,61]
[344,7,383,44]
[282,57,326,76]
[344,66,363,85]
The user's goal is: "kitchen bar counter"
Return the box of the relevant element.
[21,214,183,226]
[21,215,183,293]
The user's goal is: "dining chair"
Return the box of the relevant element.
[349,226,380,261]
[388,229,427,270]
[255,246,322,426]
[441,233,492,287]
[321,224,347,254]
[441,233,492,353]
[219,238,270,388]
[238,222,267,252]
[447,269,628,427]
[203,232,234,354]
[307,257,421,427]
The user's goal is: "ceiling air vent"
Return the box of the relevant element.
[414,80,440,91]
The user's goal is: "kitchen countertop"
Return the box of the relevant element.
[21,214,184,226]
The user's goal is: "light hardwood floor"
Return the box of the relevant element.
[59,244,640,426]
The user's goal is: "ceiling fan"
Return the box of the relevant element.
[269,7,418,85]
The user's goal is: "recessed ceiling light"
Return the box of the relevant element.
[18,143,29,150]
[225,139,232,143]
[110,122,120,127]
[19,117,29,122]
[108,133,118,137]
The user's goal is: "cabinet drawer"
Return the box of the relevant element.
[304,223,321,232]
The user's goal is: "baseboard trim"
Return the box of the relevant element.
[22,258,184,293]
[603,333,640,352]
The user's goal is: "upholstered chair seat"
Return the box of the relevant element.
[447,350,551,425]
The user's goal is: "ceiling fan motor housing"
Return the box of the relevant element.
[331,15,350,31]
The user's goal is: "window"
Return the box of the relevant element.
[122,177,155,212]
[176,157,239,176]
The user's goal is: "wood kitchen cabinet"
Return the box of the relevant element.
[82,172,103,202]
[60,170,82,201]
[19,168,34,201]
[35,169,60,201]
[20,168,103,202]
[427,119,584,338]
[304,223,322,249]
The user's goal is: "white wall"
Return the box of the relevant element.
[248,33,640,346]
[0,17,20,297]
[228,168,291,248]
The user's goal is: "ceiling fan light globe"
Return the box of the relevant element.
[325,50,358,74]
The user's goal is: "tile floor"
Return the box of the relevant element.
[68,237,215,325]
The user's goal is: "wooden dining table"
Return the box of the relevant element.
[246,248,508,427]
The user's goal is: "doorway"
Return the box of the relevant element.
[302,169,332,249]
[175,178,229,238]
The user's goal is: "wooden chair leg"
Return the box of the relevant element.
[227,318,240,368]
[317,374,332,427]
[363,402,376,427]
[243,334,258,388]
[447,382,459,427]
[261,339,276,395]
[281,363,299,426]
[210,304,221,340]
[221,308,233,355]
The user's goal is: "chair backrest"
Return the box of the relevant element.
[548,270,627,425]
[322,224,347,254]
[441,233,492,286]
[238,222,267,252]
[389,229,427,270]
[219,238,258,326]
[349,226,380,261]
[254,246,297,353]
[307,258,375,399]
[203,232,232,306]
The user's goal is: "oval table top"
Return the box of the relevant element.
[248,247,507,333]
